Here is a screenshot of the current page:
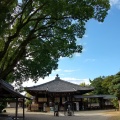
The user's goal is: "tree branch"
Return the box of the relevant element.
[22,1,47,24]
[1,47,26,79]
[19,0,33,23]
[2,18,40,77]
[0,1,48,62]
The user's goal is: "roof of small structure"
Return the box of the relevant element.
[74,95,116,99]
[0,79,26,98]
[25,75,94,93]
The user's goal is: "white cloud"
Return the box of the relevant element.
[83,34,88,38]
[59,56,65,60]
[110,0,120,9]
[52,69,62,73]
[52,68,78,74]
[74,53,81,57]
[64,70,75,73]
[22,76,55,87]
[79,78,90,85]
[110,0,119,5]
[61,77,90,85]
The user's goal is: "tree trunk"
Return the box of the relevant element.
[118,100,120,111]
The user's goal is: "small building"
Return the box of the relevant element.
[0,79,30,120]
[25,75,94,112]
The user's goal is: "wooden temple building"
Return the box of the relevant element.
[25,75,115,112]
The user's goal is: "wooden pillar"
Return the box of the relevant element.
[87,98,88,110]
[47,93,49,106]
[90,98,92,110]
[60,96,62,105]
[79,98,83,110]
[51,93,54,105]
[23,98,25,120]
[81,98,84,110]
[35,95,38,103]
[65,96,67,101]
[15,98,18,120]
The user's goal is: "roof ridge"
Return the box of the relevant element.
[25,78,91,89]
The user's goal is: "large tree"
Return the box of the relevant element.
[102,75,114,94]
[109,72,120,110]
[90,76,105,94]
[109,72,120,98]
[0,0,110,83]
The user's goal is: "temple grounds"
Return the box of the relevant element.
[3,108,119,120]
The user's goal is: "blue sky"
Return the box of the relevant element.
[23,0,120,87]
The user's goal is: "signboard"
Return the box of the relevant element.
[38,98,47,102]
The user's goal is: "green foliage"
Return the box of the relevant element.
[109,72,120,100]
[102,75,114,94]
[79,82,90,87]
[90,76,105,94]
[90,75,115,95]
[111,98,119,109]
[0,0,110,84]
[90,73,120,109]
[25,93,32,107]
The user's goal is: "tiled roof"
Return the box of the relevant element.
[25,76,94,92]
[0,79,26,98]
[74,95,116,99]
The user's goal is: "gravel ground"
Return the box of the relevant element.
[3,108,113,120]
[24,114,109,120]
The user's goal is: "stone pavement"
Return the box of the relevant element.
[4,108,113,120]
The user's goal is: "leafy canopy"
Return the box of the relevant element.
[90,75,114,95]
[102,75,114,94]
[109,72,120,100]
[0,0,110,83]
[90,76,105,94]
